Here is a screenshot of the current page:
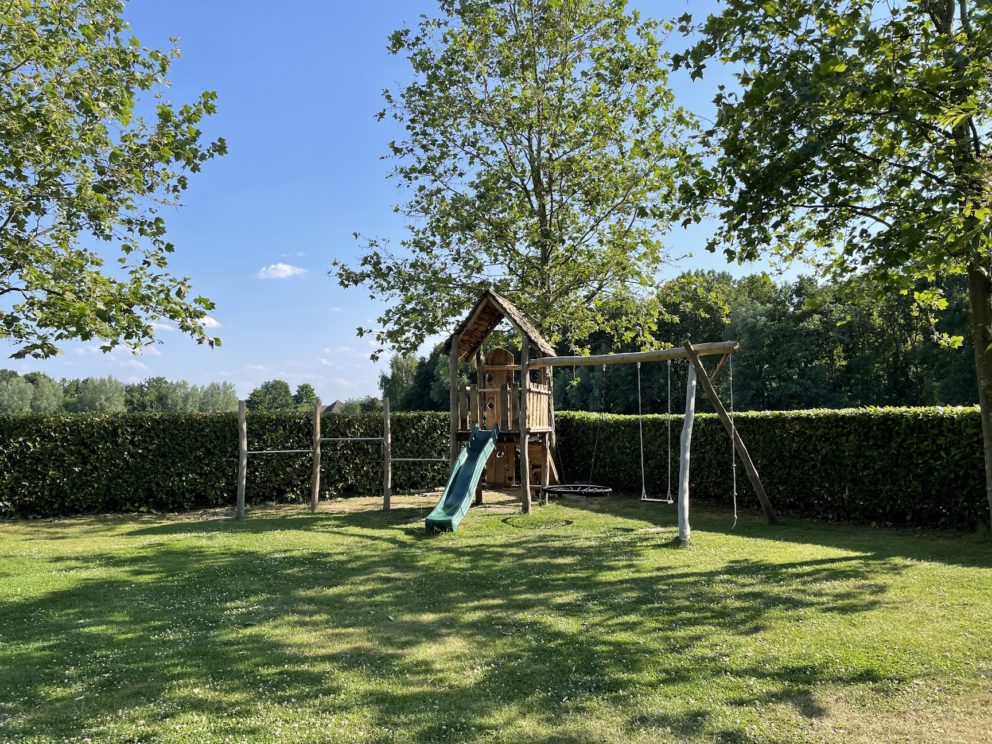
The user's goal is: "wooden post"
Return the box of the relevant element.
[541,435,551,506]
[682,342,778,524]
[547,367,563,484]
[309,399,322,513]
[449,334,460,468]
[519,341,531,513]
[678,364,697,545]
[382,395,392,511]
[469,383,480,428]
[236,400,247,519]
[475,349,484,426]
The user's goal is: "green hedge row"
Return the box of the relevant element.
[1,407,988,528]
[0,412,449,517]
[556,407,989,530]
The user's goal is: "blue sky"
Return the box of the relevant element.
[2,0,762,402]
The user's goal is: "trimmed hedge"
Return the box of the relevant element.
[556,407,989,530]
[1,407,988,529]
[0,411,448,517]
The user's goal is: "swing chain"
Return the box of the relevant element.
[730,354,738,528]
[587,364,606,483]
[666,359,673,504]
[637,361,647,500]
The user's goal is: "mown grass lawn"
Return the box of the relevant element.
[1,493,990,743]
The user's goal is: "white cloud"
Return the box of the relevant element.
[121,359,150,372]
[150,321,176,332]
[200,316,222,329]
[329,306,342,312]
[245,363,266,371]
[257,262,307,280]
[141,346,163,357]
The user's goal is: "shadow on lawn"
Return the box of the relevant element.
[0,500,971,742]
[563,494,992,569]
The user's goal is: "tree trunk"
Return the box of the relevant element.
[966,263,992,531]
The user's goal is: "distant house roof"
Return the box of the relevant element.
[443,289,556,362]
[326,400,346,414]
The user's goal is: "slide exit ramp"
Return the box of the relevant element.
[425,425,499,533]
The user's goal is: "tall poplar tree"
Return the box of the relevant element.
[334,0,700,357]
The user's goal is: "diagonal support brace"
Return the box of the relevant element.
[683,341,778,525]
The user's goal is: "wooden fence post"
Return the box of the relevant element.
[309,399,322,513]
[236,400,247,519]
[383,395,392,511]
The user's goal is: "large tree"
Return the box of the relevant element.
[246,380,294,412]
[334,0,700,357]
[66,376,126,412]
[379,353,418,409]
[677,1,992,525]
[197,381,238,412]
[0,0,226,359]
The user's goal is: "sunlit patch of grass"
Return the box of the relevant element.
[0,493,990,742]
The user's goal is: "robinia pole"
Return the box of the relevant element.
[310,399,322,513]
[236,400,247,519]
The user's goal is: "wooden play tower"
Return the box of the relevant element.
[444,288,776,538]
[443,289,559,512]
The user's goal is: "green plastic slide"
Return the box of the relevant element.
[424,425,499,532]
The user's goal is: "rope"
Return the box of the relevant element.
[587,364,606,483]
[666,359,673,504]
[729,354,738,528]
[637,361,647,500]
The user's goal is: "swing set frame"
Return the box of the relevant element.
[445,290,777,544]
[528,341,777,543]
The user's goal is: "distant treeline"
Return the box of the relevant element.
[3,271,974,416]
[0,374,325,415]
[378,272,977,414]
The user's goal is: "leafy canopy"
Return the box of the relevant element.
[334,0,700,358]
[0,0,226,358]
[675,0,990,318]
[246,380,294,412]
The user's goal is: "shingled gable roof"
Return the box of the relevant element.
[443,289,556,362]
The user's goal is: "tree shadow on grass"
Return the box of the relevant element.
[559,493,992,569]
[0,502,944,743]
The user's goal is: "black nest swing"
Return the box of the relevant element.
[542,483,612,498]
[544,361,678,503]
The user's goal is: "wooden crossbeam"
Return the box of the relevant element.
[526,341,738,370]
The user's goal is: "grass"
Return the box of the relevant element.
[1,493,991,743]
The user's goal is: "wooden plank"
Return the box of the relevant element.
[309,399,321,513]
[469,384,479,429]
[682,341,778,525]
[449,335,460,467]
[500,383,510,430]
[678,364,697,545]
[527,341,739,370]
[382,396,391,511]
[236,400,247,519]
[519,341,531,513]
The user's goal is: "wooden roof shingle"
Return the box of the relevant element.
[443,289,556,361]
